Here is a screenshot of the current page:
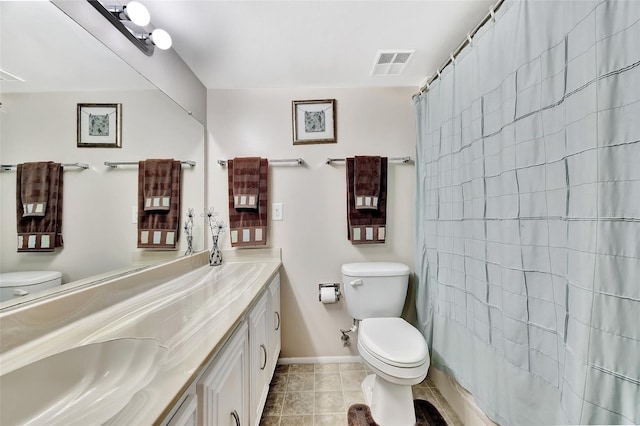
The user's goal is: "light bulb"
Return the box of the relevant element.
[150,29,172,50]
[124,1,150,26]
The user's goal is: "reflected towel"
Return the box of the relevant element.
[137,159,181,249]
[354,156,381,210]
[19,162,50,217]
[16,162,64,252]
[232,157,261,209]
[142,159,174,212]
[228,158,268,247]
[346,157,387,244]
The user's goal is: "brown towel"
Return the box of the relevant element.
[228,158,268,247]
[16,162,64,252]
[19,162,50,217]
[347,157,387,244]
[142,159,174,212]
[137,159,181,249]
[232,157,261,209]
[354,156,381,210]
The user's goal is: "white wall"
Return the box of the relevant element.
[207,87,416,357]
[0,90,205,283]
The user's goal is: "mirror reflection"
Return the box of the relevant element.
[0,1,205,310]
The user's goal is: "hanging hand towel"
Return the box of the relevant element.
[346,157,387,244]
[137,159,181,249]
[354,156,381,210]
[16,162,64,252]
[232,157,261,209]
[228,158,268,247]
[19,162,50,217]
[142,159,174,211]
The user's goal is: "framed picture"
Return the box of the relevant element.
[292,99,336,145]
[77,103,122,148]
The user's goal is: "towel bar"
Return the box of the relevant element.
[325,156,412,165]
[104,160,196,168]
[1,162,89,171]
[217,158,304,166]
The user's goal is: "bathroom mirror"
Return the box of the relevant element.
[0,1,205,311]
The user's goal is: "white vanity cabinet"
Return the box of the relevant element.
[267,274,281,375]
[166,395,197,426]
[248,272,281,426]
[249,291,270,426]
[197,322,250,426]
[165,271,281,426]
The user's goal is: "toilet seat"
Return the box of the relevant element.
[359,318,429,367]
[357,318,430,385]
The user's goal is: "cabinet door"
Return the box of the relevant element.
[166,394,197,426]
[249,293,270,426]
[197,323,249,426]
[268,274,281,375]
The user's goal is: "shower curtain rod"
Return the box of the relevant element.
[413,0,506,97]
[104,160,196,168]
[217,158,305,166]
[0,162,89,171]
[325,156,412,165]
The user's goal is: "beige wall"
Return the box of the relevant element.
[0,90,205,283]
[207,87,416,357]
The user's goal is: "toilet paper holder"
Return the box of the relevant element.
[318,283,341,302]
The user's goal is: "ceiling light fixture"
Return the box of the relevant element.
[109,1,151,27]
[138,28,173,50]
[88,0,171,56]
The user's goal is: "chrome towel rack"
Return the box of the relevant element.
[1,162,90,171]
[217,158,305,166]
[104,160,196,168]
[325,156,412,165]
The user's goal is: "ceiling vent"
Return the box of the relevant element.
[0,69,25,82]
[370,49,415,76]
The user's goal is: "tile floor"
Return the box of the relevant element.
[260,362,462,426]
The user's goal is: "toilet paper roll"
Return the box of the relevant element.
[320,287,337,304]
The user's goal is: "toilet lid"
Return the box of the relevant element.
[359,318,429,368]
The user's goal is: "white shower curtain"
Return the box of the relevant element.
[413,1,640,424]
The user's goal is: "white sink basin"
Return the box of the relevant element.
[0,338,167,426]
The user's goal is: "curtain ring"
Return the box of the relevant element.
[490,8,495,22]
[467,33,473,46]
[450,54,456,65]
[437,69,441,79]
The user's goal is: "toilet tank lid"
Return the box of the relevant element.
[341,262,410,277]
[0,271,62,287]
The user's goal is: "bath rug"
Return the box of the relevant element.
[347,399,448,426]
[414,399,449,426]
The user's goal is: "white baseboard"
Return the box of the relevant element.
[430,367,497,426]
[277,355,362,365]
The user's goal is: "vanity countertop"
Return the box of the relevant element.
[0,250,281,425]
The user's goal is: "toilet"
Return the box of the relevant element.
[342,262,429,426]
[0,271,62,303]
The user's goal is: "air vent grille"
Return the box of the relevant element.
[370,50,415,76]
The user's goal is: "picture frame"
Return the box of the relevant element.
[292,99,336,145]
[77,103,122,148]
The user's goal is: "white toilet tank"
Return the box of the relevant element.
[0,271,62,302]
[342,262,410,320]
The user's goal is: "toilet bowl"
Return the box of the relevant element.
[0,271,62,303]
[358,317,429,426]
[342,262,430,426]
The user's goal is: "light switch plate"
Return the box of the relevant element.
[272,203,283,221]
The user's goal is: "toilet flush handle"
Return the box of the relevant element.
[349,279,363,286]
[13,289,29,297]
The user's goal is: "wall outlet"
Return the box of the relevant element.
[272,203,283,221]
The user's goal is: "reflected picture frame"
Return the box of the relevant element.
[77,103,122,148]
[292,99,336,145]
